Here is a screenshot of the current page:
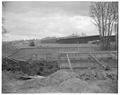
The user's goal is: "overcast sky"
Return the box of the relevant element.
[3,1,99,41]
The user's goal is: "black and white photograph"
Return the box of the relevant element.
[2,1,118,93]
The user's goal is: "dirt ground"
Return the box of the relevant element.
[2,43,118,93]
[2,69,118,93]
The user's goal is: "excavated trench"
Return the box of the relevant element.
[2,57,60,78]
[2,56,118,93]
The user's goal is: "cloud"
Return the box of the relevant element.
[3,33,34,41]
[3,2,99,41]
[3,2,90,16]
[3,10,98,41]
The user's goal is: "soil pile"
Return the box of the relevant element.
[17,70,102,93]
[41,70,79,86]
[2,71,21,93]
[3,70,118,93]
[17,70,79,92]
[58,78,102,93]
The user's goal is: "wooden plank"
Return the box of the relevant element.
[3,56,28,63]
[66,53,73,72]
[89,54,106,68]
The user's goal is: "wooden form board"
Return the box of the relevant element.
[66,53,73,72]
[89,54,106,69]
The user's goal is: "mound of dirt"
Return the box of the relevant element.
[3,70,117,93]
[41,70,79,86]
[16,77,46,92]
[17,70,102,93]
[2,71,20,93]
[93,80,118,93]
[58,78,102,93]
[17,70,78,92]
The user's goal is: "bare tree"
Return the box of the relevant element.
[90,2,118,50]
[112,2,118,50]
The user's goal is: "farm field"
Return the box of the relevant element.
[2,43,118,93]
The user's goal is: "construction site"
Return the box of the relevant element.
[2,42,118,93]
[2,1,118,93]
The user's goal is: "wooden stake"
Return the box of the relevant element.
[66,53,73,72]
[89,54,105,69]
